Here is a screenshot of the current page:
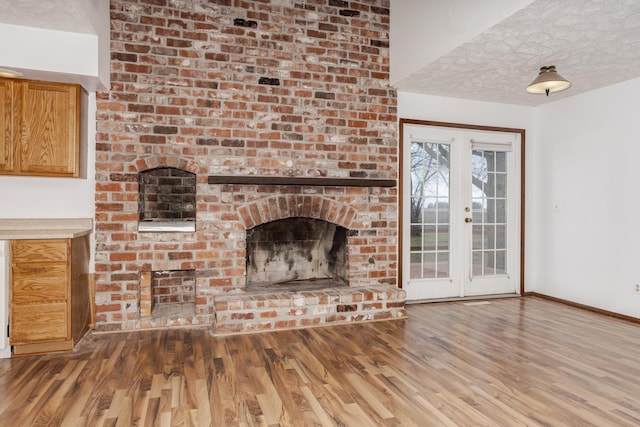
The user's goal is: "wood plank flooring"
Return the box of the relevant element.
[1,296,639,426]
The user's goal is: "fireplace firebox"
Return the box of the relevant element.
[246,218,347,292]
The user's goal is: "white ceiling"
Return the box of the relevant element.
[2,0,640,106]
[394,0,640,106]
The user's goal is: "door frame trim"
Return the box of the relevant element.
[398,119,526,296]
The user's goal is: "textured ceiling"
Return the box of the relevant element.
[394,0,640,106]
[0,0,95,34]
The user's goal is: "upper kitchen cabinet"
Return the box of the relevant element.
[0,78,83,178]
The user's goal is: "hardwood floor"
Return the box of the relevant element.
[1,296,639,426]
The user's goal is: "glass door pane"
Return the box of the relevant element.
[471,150,508,277]
[409,141,450,280]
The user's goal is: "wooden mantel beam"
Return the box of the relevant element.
[207,176,396,187]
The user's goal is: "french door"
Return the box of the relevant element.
[401,122,522,301]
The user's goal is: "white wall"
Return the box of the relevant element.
[398,92,533,130]
[0,0,110,91]
[529,77,640,318]
[399,78,640,319]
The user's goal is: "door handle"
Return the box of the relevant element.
[464,217,472,223]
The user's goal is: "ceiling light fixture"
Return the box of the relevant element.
[526,65,571,96]
[0,68,23,78]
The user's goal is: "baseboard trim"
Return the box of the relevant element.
[530,292,640,325]
[406,293,520,305]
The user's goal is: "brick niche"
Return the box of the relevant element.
[94,0,401,332]
[138,167,196,222]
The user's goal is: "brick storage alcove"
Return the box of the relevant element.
[138,167,196,232]
[139,269,196,327]
[94,0,402,333]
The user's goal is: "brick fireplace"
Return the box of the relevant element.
[94,0,403,333]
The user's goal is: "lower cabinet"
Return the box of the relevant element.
[9,237,90,355]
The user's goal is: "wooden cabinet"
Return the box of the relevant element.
[0,78,81,177]
[9,238,90,355]
[0,79,12,172]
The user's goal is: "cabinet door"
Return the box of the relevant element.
[12,263,68,304]
[0,79,13,172]
[11,302,69,344]
[12,239,68,263]
[18,81,80,176]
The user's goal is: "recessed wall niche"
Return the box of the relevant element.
[138,167,196,232]
[139,269,196,320]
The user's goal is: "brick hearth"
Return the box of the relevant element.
[94,0,400,333]
[214,284,406,335]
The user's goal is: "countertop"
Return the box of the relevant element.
[0,218,93,240]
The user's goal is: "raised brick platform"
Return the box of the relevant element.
[212,284,407,336]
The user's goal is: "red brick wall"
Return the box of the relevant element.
[94,0,397,331]
[153,269,196,305]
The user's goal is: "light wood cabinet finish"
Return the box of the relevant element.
[9,237,90,356]
[11,238,67,262]
[0,78,80,177]
[11,303,68,343]
[0,79,12,172]
[11,264,68,304]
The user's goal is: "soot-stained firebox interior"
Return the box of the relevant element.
[246,217,348,292]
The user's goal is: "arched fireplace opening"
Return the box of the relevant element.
[246,217,348,292]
